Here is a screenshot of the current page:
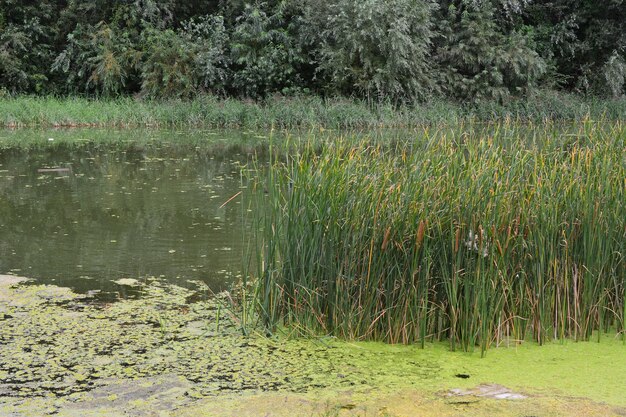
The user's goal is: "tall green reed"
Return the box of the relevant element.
[2,94,626,129]
[253,121,625,354]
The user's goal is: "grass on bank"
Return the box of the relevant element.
[248,121,625,356]
[1,92,626,129]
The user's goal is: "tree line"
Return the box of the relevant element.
[1,0,624,102]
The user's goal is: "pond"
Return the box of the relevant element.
[0,129,267,298]
[1,124,625,416]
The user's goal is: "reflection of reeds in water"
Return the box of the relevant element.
[252,122,626,355]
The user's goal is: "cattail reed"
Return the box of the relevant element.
[252,122,626,354]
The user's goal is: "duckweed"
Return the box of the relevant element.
[1,276,625,416]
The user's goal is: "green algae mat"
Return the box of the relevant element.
[1,275,625,417]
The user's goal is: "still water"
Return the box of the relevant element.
[0,130,264,297]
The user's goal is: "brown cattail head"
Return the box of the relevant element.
[454,227,461,253]
[416,220,426,250]
[381,227,392,251]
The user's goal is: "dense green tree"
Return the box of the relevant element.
[525,0,626,96]
[302,0,437,101]
[0,0,624,99]
[52,23,141,96]
[0,21,37,93]
[0,1,59,94]
[435,0,545,102]
[230,4,305,98]
[139,27,197,98]
[182,15,230,94]
[140,15,229,98]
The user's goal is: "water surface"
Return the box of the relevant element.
[0,129,264,297]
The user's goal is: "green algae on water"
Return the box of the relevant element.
[1,276,625,417]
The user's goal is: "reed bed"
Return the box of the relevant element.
[1,93,625,129]
[253,121,625,355]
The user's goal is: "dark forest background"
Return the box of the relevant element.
[1,0,624,102]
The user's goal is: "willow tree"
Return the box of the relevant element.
[302,0,438,102]
[435,0,546,102]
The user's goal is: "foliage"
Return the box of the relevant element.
[139,15,230,98]
[525,0,626,95]
[436,1,545,102]
[230,4,305,98]
[53,23,141,96]
[303,0,437,101]
[0,0,624,100]
[0,22,33,93]
[139,27,197,98]
[601,52,626,98]
[182,15,230,93]
[0,18,50,94]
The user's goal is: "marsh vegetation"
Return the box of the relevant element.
[2,94,626,129]
[253,121,625,355]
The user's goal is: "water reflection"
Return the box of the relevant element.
[0,145,256,297]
